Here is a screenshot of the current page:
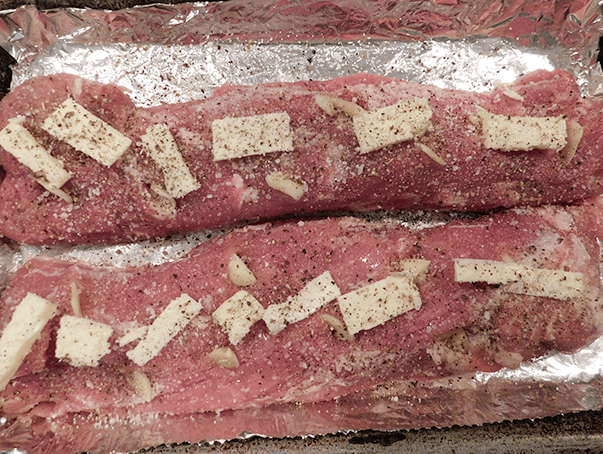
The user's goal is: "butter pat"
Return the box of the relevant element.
[353,98,432,154]
[263,271,341,335]
[213,290,264,345]
[42,98,132,167]
[127,294,202,366]
[338,275,421,336]
[482,112,567,152]
[454,259,583,300]
[141,124,200,198]
[454,259,524,284]
[212,112,294,161]
[0,293,57,391]
[55,315,113,367]
[0,118,71,189]
[265,171,308,201]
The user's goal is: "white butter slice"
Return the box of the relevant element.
[338,275,421,336]
[228,254,257,287]
[141,124,200,198]
[482,112,567,152]
[0,118,71,189]
[263,271,341,335]
[213,290,264,345]
[149,183,177,217]
[265,171,308,201]
[454,259,583,300]
[212,112,294,161]
[0,293,57,391]
[55,315,113,367]
[127,294,202,366]
[42,98,132,167]
[353,98,432,154]
[454,259,522,285]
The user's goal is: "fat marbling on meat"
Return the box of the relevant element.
[0,198,601,454]
[0,69,601,245]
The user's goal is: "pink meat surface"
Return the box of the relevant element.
[0,200,601,453]
[0,70,601,245]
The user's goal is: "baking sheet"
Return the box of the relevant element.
[0,0,603,452]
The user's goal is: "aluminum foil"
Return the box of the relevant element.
[1,0,603,104]
[0,0,602,451]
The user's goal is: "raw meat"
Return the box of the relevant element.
[0,69,601,245]
[0,200,601,453]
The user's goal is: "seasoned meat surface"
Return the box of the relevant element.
[0,200,601,453]
[0,70,601,244]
